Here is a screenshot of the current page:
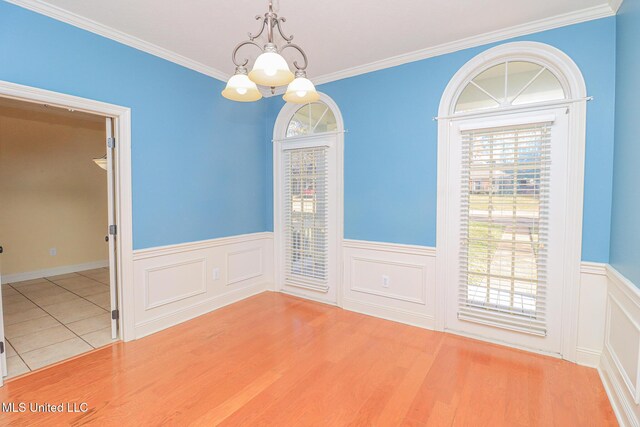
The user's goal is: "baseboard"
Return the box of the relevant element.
[342,297,435,329]
[134,282,269,338]
[1,260,109,284]
[576,346,602,367]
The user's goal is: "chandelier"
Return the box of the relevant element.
[222,1,319,104]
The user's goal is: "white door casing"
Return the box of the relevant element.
[435,42,588,360]
[0,259,5,384]
[0,80,134,351]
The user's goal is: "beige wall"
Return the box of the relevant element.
[0,104,108,276]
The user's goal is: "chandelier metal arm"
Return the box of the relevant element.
[279,43,308,70]
[231,40,263,67]
[274,17,294,43]
[248,16,267,41]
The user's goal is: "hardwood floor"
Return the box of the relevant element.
[0,292,616,426]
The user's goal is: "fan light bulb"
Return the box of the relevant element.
[296,90,307,97]
[236,87,248,95]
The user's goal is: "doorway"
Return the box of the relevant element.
[0,94,123,381]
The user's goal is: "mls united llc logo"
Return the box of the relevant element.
[2,402,89,413]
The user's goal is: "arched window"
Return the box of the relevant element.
[455,60,566,113]
[437,42,588,358]
[274,94,343,306]
[286,102,337,137]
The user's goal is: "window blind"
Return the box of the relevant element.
[459,122,552,336]
[283,146,329,291]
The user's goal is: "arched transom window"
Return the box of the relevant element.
[286,102,337,138]
[454,61,566,113]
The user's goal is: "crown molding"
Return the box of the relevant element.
[4,0,229,82]
[7,0,616,91]
[609,0,624,12]
[310,3,616,86]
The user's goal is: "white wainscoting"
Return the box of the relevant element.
[577,262,609,367]
[342,239,607,367]
[342,239,436,329]
[132,232,273,338]
[1,259,109,284]
[599,265,640,427]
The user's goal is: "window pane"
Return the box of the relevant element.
[286,102,337,137]
[512,69,565,105]
[287,104,312,137]
[454,60,567,113]
[506,61,544,102]
[455,83,500,113]
[459,123,552,335]
[472,63,506,103]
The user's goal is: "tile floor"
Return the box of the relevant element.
[2,268,116,378]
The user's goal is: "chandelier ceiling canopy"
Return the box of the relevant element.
[222,1,320,104]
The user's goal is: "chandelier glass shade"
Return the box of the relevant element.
[221,67,262,102]
[222,1,318,104]
[283,71,320,103]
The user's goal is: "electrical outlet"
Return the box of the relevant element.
[49,247,57,256]
[382,275,390,288]
[212,268,220,280]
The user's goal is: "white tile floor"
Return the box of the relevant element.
[2,268,116,378]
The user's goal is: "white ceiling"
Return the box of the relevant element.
[9,0,618,83]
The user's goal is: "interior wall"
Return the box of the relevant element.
[0,1,270,250]
[265,17,616,263]
[0,104,108,276]
[610,0,640,286]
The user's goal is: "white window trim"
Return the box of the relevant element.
[435,42,588,362]
[273,94,345,306]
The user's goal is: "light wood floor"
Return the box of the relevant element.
[0,292,615,426]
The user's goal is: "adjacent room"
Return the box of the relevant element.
[0,97,117,378]
[0,0,638,425]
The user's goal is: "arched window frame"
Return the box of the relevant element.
[441,42,586,118]
[435,42,588,363]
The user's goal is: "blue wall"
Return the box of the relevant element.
[266,17,617,262]
[610,0,640,285]
[1,1,620,263]
[0,1,269,249]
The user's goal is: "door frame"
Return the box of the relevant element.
[0,80,135,343]
[434,42,588,362]
[272,93,345,306]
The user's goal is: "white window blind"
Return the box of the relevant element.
[283,146,329,291]
[459,121,552,336]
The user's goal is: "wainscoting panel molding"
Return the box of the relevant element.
[600,265,640,427]
[227,247,263,286]
[342,239,436,328]
[132,232,273,338]
[144,258,207,310]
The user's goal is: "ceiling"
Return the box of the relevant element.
[8,0,618,84]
